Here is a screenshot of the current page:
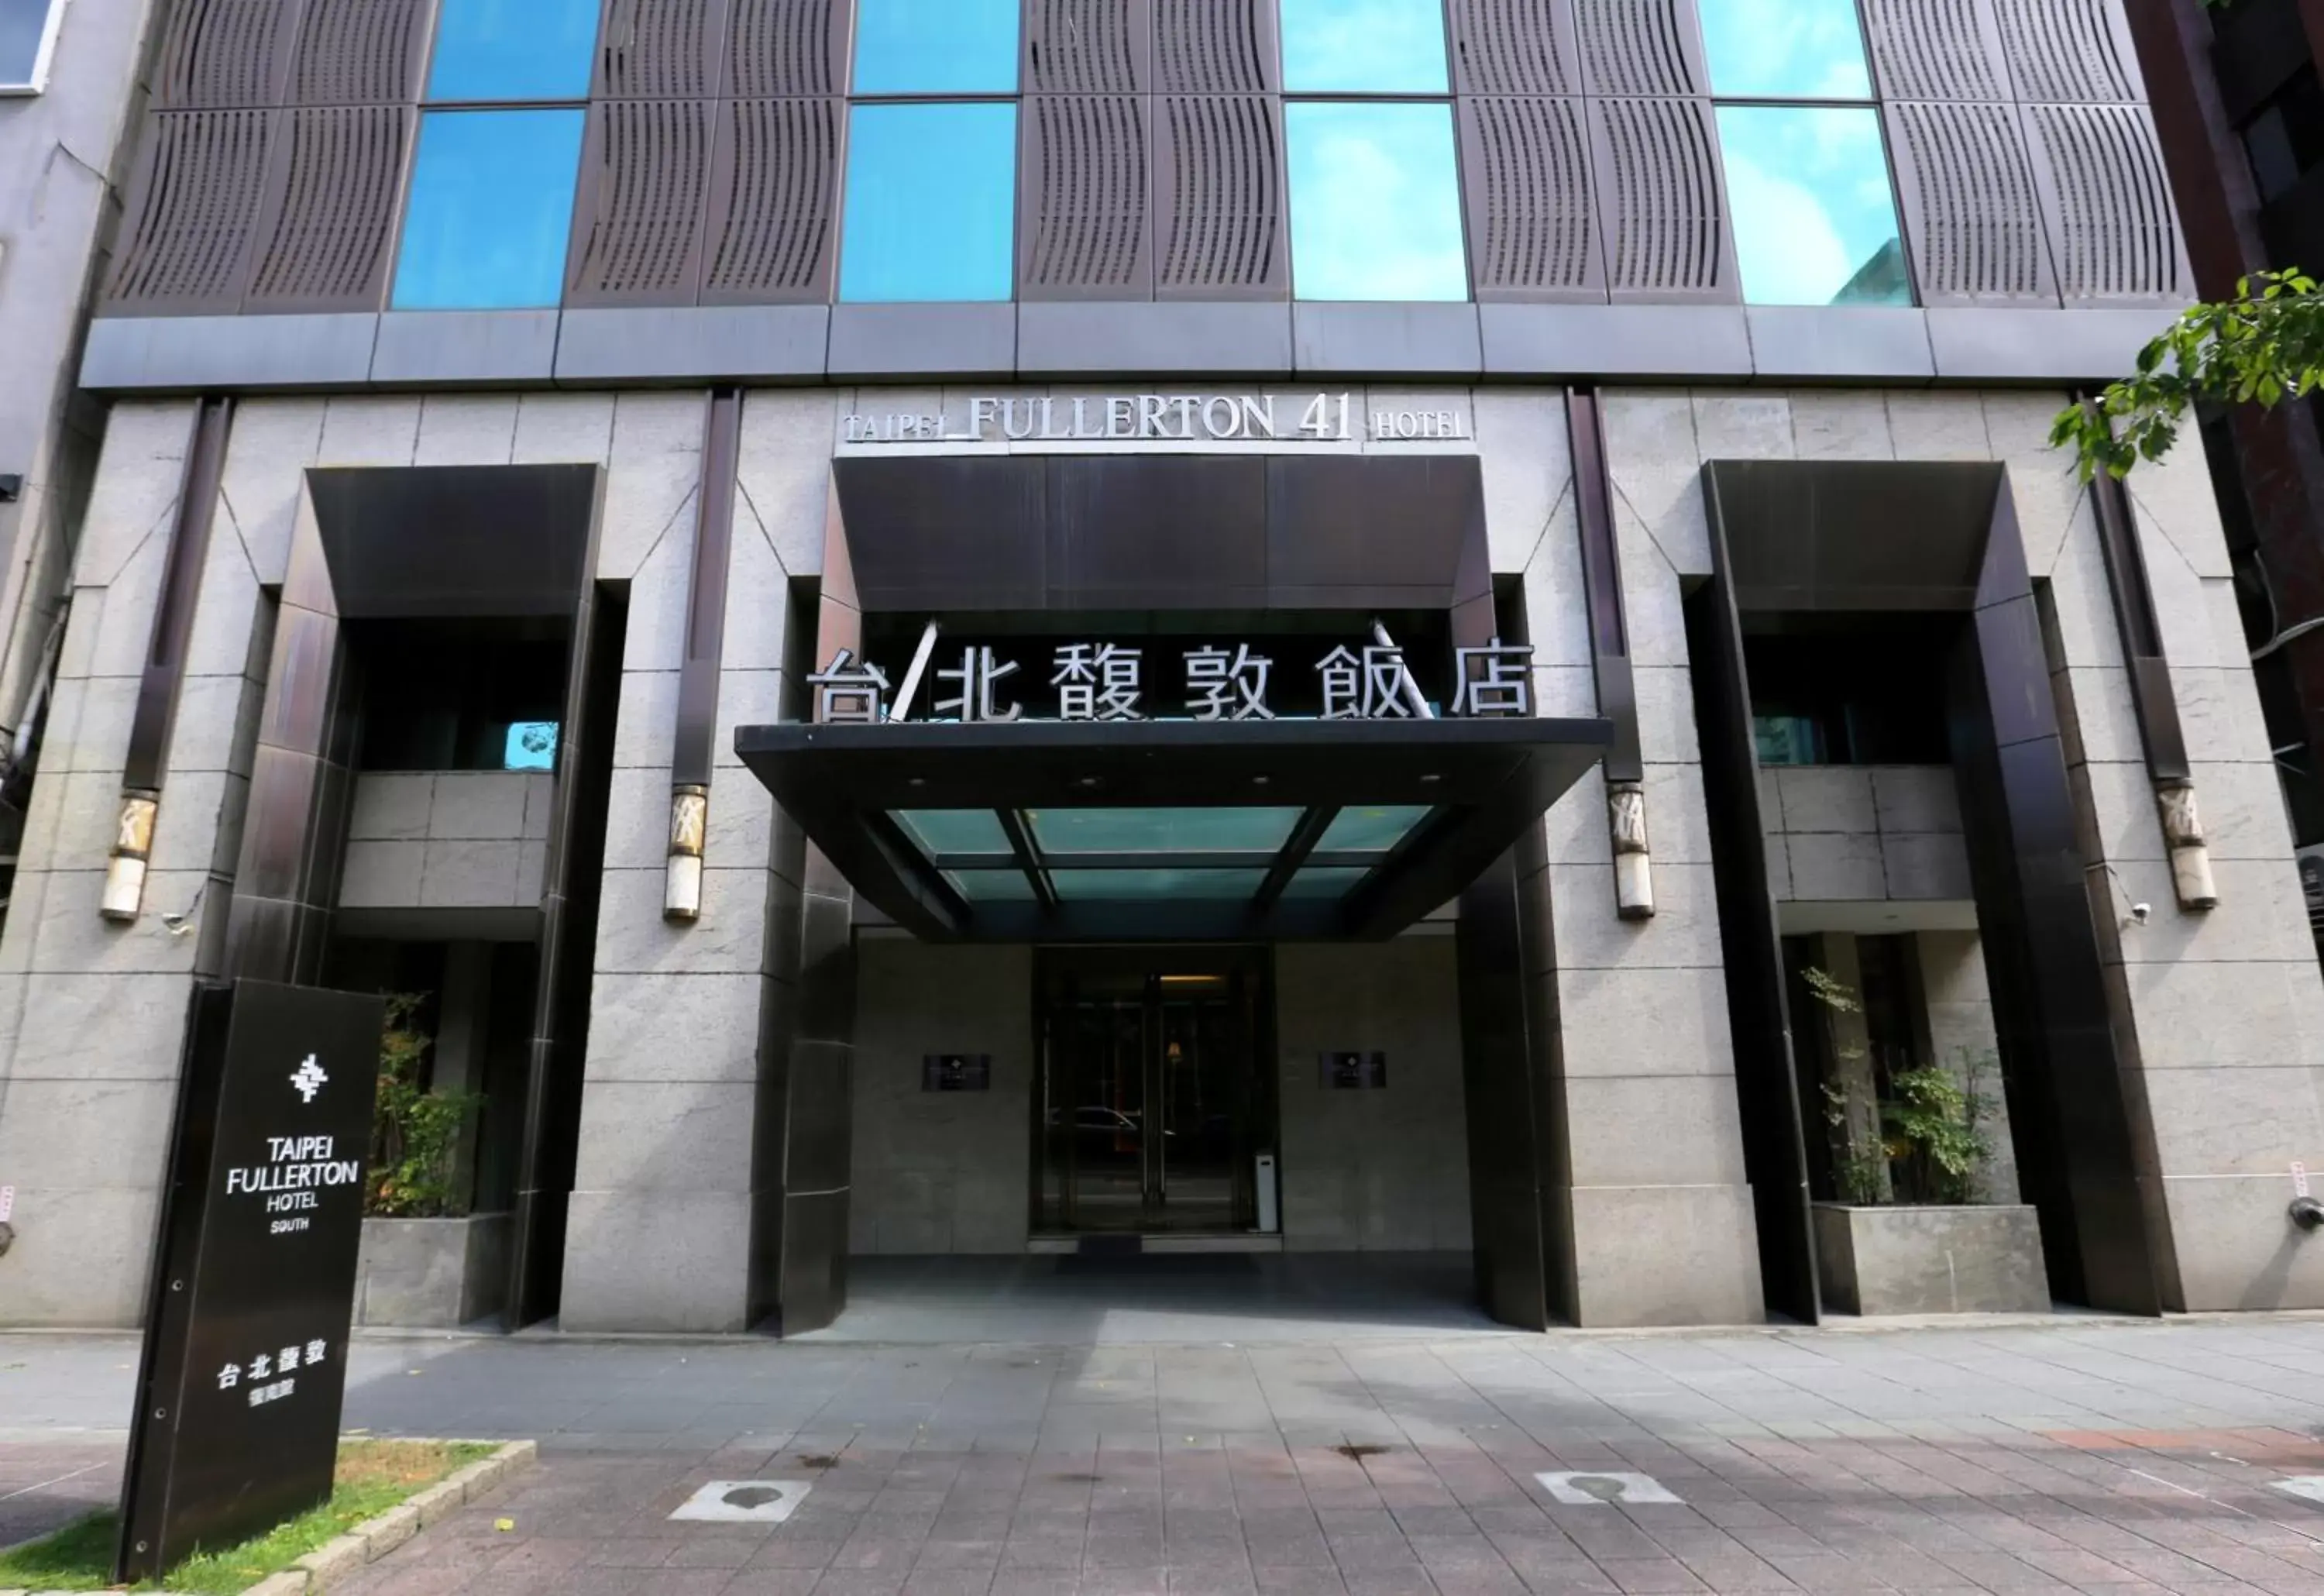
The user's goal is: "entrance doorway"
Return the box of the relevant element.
[1033,948,1274,1237]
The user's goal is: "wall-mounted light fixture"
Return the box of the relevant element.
[101,789,160,921]
[665,784,708,922]
[1609,780,1654,919]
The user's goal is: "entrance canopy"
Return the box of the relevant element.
[735,717,1613,941]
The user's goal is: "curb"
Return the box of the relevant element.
[0,1438,535,1596]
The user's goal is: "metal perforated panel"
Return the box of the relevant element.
[246,105,407,308]
[1452,0,1580,95]
[105,109,277,311]
[1588,96,1728,299]
[598,0,731,97]
[569,101,713,305]
[1859,0,2007,101]
[1153,0,1274,93]
[1573,0,1702,96]
[700,98,840,301]
[155,0,303,108]
[288,0,428,103]
[1887,101,2053,304]
[1023,95,1151,298]
[1459,97,1601,299]
[1154,93,1285,298]
[1027,0,1149,92]
[2025,102,2183,303]
[1994,0,2137,103]
[724,0,840,95]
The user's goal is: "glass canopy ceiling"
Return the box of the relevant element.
[734,717,1616,942]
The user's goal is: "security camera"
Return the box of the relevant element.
[2294,1196,2324,1233]
[160,910,193,937]
[2129,903,2152,926]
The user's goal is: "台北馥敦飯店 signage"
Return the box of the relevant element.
[840,393,1468,447]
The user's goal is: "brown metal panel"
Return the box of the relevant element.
[698,97,841,304]
[1566,390,1642,783]
[1151,0,1276,91]
[1992,0,2140,102]
[104,110,280,315]
[672,389,740,789]
[567,99,713,308]
[1021,94,1154,301]
[125,399,231,794]
[595,0,733,97]
[1859,0,2010,101]
[722,0,842,96]
[1152,93,1287,300]
[288,0,431,103]
[1584,95,1734,302]
[244,105,410,312]
[1026,0,1150,91]
[2021,101,2189,305]
[1458,97,1606,302]
[1451,0,1582,94]
[2089,464,2193,781]
[154,0,307,108]
[1572,0,1707,96]
[1885,101,2058,307]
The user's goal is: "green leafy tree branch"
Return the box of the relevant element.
[2051,269,2324,480]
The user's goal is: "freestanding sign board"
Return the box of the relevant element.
[116,979,387,1582]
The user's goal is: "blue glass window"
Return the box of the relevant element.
[1317,805,1432,853]
[504,722,559,771]
[1697,0,1873,99]
[0,0,60,88]
[1286,102,1468,301]
[1050,869,1270,901]
[1280,0,1449,94]
[394,110,585,310]
[854,0,1019,94]
[840,102,1018,301]
[426,0,599,101]
[896,810,1012,856]
[1717,106,1910,307]
[1028,808,1304,855]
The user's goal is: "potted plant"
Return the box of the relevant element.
[1804,968,2048,1316]
[354,996,509,1327]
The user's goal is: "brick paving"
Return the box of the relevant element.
[11,1300,2324,1592]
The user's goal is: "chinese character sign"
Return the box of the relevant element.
[811,638,1535,722]
[116,982,387,1583]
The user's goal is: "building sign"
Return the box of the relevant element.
[116,980,387,1583]
[810,638,1535,725]
[841,393,1468,447]
[1321,1052,1389,1090]
[923,1054,993,1092]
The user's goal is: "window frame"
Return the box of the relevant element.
[834,0,1025,304]
[1278,0,1473,303]
[0,0,70,96]
[1695,0,1920,309]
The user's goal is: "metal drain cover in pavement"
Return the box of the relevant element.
[1536,1471,1680,1505]
[671,1480,812,1523]
[2277,1477,2324,1505]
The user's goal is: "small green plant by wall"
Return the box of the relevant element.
[366,993,481,1219]
[1803,966,1999,1206]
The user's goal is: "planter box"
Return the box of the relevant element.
[356,1213,511,1328]
[1813,1202,2048,1316]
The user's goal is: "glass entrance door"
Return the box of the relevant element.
[1036,949,1270,1235]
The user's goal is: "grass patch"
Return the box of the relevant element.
[0,1439,497,1594]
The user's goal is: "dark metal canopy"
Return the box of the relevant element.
[735,717,1614,941]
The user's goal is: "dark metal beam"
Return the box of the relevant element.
[1251,807,1339,913]
[996,808,1059,911]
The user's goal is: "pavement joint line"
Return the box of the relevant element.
[0,1462,106,1505]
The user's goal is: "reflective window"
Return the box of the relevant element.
[1286,102,1468,301]
[897,810,1012,856]
[840,102,1017,301]
[1316,805,1432,853]
[854,0,1019,94]
[1283,866,1373,899]
[1029,807,1304,855]
[393,110,586,310]
[1050,869,1270,901]
[945,871,1039,902]
[1280,0,1449,94]
[1717,106,1910,307]
[426,0,599,101]
[1697,0,1873,98]
[504,723,559,772]
[0,0,61,88]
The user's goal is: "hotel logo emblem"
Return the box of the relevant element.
[288,1054,327,1104]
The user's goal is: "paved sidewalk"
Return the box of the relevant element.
[9,1313,2324,1592]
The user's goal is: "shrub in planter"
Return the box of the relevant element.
[366,995,480,1219]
